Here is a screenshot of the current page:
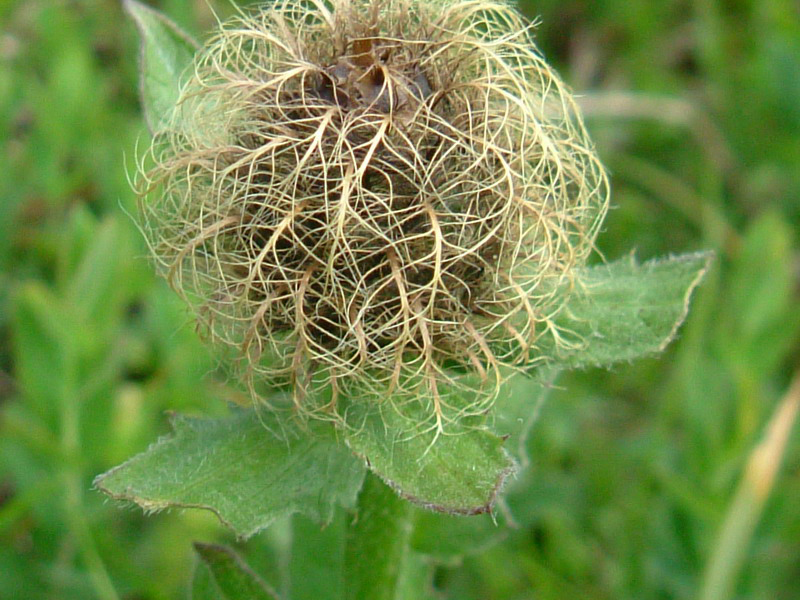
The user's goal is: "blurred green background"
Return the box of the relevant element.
[1,0,798,598]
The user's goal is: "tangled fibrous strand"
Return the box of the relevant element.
[138,0,609,430]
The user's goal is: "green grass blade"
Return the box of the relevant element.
[193,543,278,600]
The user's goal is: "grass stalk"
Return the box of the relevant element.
[698,371,800,600]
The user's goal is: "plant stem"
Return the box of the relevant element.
[344,472,413,600]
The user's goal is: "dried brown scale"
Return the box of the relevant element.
[137,0,609,429]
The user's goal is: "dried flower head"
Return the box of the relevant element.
[137,0,609,427]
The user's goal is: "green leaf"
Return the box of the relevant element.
[12,282,77,424]
[341,399,515,515]
[394,551,436,600]
[193,543,278,600]
[192,561,222,600]
[410,509,506,562]
[492,369,559,465]
[95,408,366,539]
[290,513,347,600]
[727,212,800,375]
[545,252,713,369]
[123,0,198,132]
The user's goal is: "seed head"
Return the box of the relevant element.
[137,0,609,426]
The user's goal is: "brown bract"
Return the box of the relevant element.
[137,0,609,429]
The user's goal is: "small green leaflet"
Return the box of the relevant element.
[541,252,713,369]
[123,0,198,132]
[95,409,365,539]
[341,399,515,515]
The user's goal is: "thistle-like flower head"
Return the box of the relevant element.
[138,0,609,425]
